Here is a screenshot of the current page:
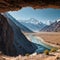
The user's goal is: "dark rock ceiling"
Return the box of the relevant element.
[0,0,60,12]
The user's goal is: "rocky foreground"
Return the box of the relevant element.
[0,50,60,60]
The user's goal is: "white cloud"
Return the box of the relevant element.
[57,19,60,22]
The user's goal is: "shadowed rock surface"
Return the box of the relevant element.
[0,0,60,12]
[0,13,37,56]
[0,14,16,56]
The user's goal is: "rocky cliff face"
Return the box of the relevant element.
[0,14,17,56]
[0,13,37,56]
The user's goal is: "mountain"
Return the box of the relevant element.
[5,13,33,32]
[40,20,60,32]
[19,18,47,32]
[0,13,37,56]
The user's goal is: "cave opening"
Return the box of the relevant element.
[0,0,60,56]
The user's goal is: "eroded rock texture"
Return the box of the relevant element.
[0,0,60,12]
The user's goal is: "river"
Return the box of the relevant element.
[27,34,54,53]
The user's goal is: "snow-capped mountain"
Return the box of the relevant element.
[41,19,60,32]
[24,18,40,24]
[19,18,47,32]
[19,18,40,24]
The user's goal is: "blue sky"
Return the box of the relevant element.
[8,7,60,23]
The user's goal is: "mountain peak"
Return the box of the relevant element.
[29,18,39,24]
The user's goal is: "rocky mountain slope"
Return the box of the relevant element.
[40,21,60,32]
[0,13,37,56]
[0,14,16,56]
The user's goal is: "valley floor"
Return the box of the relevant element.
[24,32,60,48]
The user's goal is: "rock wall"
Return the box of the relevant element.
[0,0,60,12]
[0,14,17,56]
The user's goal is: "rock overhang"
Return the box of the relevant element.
[0,0,60,12]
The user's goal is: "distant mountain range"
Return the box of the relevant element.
[19,18,47,32]
[5,13,60,32]
[40,19,60,32]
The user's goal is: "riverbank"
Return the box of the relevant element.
[24,32,60,49]
[36,36,60,49]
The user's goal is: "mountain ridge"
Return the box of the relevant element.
[41,20,60,32]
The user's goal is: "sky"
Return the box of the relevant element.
[8,7,60,24]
